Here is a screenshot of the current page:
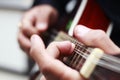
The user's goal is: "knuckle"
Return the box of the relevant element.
[91,30,106,43]
[21,24,28,30]
[49,41,58,47]
[41,63,52,73]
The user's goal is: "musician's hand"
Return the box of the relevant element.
[29,25,120,80]
[30,34,84,80]
[74,25,120,54]
[17,5,58,53]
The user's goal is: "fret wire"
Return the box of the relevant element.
[66,49,89,68]
[67,45,89,67]
[71,54,81,68]
[73,54,82,67]
[69,52,78,66]
[74,48,89,58]
[65,37,86,49]
[74,47,90,56]
[76,58,85,71]
[56,32,120,74]
[67,48,89,69]
[56,32,95,71]
[67,51,86,71]
[61,35,90,54]
[75,45,91,53]
[75,50,87,60]
[63,35,92,51]
[59,35,92,68]
[64,52,76,66]
[60,35,93,56]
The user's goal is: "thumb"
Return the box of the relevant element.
[74,25,120,54]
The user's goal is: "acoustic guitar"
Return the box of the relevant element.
[30,0,120,80]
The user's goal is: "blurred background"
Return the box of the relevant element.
[0,0,34,80]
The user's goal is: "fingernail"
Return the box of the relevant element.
[75,25,90,37]
[36,22,48,30]
[71,43,75,52]
[31,35,39,44]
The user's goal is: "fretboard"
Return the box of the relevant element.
[54,31,120,79]
[55,31,93,71]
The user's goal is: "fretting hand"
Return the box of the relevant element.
[29,25,120,80]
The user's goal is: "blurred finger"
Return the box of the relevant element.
[30,34,46,65]
[19,11,39,38]
[17,31,31,53]
[35,13,49,32]
[30,35,75,63]
[74,25,120,54]
[17,22,22,29]
[40,75,46,80]
[35,5,58,32]
[21,19,38,38]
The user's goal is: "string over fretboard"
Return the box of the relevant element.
[55,31,93,70]
[55,31,120,79]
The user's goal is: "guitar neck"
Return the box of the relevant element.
[55,31,98,78]
[55,31,93,70]
[31,30,120,80]
[55,31,120,79]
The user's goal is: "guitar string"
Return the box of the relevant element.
[71,47,120,73]
[57,31,93,67]
[73,48,120,73]
[56,32,120,73]
[98,54,120,73]
[73,46,120,73]
[58,32,93,53]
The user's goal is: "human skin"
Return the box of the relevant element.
[17,5,58,53]
[30,25,120,80]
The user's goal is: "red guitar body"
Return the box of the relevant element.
[78,0,110,31]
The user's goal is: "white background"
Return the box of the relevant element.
[0,0,33,80]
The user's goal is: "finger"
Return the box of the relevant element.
[35,13,49,32]
[17,31,31,53]
[30,34,46,66]
[46,41,75,58]
[74,25,120,54]
[35,5,58,32]
[30,35,74,65]
[30,35,81,80]
[40,75,46,80]
[20,13,38,38]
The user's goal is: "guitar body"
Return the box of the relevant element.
[30,0,120,80]
[68,0,110,36]
[78,0,110,31]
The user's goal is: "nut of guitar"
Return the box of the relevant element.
[80,48,104,79]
